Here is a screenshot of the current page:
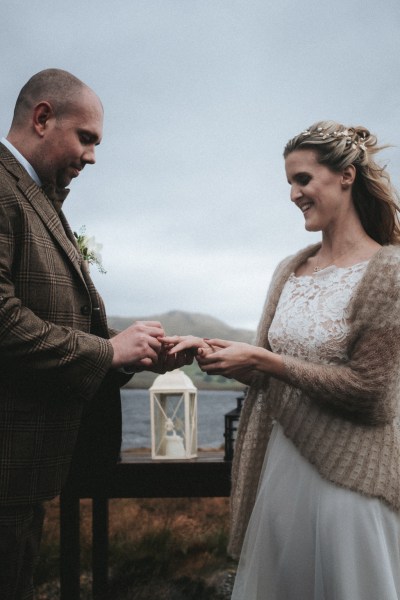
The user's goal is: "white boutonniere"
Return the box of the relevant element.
[73,226,106,274]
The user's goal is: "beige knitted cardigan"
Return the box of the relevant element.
[229,243,400,558]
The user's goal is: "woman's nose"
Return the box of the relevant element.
[290,185,302,202]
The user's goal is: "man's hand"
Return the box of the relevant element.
[141,342,196,374]
[154,335,213,374]
[110,321,165,370]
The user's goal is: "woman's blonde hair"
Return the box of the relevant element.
[283,120,400,245]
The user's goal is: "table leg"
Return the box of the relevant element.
[59,493,81,600]
[92,497,109,599]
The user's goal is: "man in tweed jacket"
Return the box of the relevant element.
[0,69,180,599]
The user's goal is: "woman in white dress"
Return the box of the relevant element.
[162,121,400,599]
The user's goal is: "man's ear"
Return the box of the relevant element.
[32,101,54,137]
[341,164,356,189]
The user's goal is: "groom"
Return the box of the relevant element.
[0,68,189,599]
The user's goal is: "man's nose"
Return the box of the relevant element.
[82,145,96,165]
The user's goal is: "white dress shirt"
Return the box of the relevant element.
[1,137,42,186]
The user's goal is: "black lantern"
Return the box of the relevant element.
[224,391,245,461]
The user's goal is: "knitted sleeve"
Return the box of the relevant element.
[282,247,400,425]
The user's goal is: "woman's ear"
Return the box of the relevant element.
[341,164,356,189]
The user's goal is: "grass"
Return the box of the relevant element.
[34,496,237,599]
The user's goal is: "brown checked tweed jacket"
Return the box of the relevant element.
[0,143,127,505]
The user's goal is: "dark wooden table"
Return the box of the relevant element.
[59,451,232,600]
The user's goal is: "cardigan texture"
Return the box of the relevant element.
[228,243,400,558]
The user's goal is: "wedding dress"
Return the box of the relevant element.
[231,263,400,600]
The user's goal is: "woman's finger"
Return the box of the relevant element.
[204,338,231,348]
[166,337,209,355]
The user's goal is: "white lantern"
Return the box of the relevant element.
[149,369,197,459]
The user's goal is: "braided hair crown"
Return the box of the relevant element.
[283,120,377,171]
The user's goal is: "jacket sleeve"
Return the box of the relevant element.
[0,175,114,401]
[0,294,114,400]
[281,250,400,425]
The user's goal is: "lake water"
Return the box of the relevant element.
[121,388,242,450]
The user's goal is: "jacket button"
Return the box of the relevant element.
[80,305,91,316]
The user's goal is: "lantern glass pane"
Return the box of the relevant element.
[153,393,185,456]
[189,392,197,454]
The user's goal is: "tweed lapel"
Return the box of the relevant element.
[0,144,86,285]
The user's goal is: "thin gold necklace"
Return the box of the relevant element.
[313,255,353,272]
[313,257,338,272]
[313,256,331,272]
[313,249,352,273]
[313,240,370,273]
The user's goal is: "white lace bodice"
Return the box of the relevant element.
[268,262,368,365]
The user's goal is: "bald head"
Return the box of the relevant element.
[11,68,100,129]
[6,69,104,190]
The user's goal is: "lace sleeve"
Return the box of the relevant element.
[282,262,400,425]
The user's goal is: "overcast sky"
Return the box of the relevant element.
[1,0,400,330]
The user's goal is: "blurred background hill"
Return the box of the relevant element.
[108,311,255,390]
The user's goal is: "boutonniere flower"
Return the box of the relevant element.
[73,226,106,274]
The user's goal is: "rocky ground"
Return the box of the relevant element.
[35,568,236,599]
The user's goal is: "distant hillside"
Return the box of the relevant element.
[108,310,255,390]
[108,310,255,343]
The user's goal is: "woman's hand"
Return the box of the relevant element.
[160,336,255,384]
[160,335,285,383]
[197,339,256,377]
[198,339,286,382]
[160,335,215,357]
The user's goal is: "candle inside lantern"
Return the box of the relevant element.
[163,417,185,458]
[164,431,186,458]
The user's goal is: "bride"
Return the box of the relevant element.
[162,121,400,599]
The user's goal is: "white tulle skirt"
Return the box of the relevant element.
[231,422,400,600]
